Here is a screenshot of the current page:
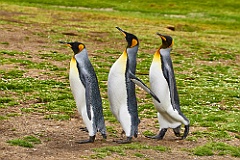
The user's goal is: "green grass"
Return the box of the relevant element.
[0,115,8,120]
[7,139,34,148]
[39,51,70,61]
[7,135,41,148]
[193,142,240,157]
[0,0,239,158]
[89,143,170,159]
[0,50,29,56]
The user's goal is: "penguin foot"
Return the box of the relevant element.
[145,134,163,140]
[76,135,95,144]
[145,128,168,140]
[113,137,132,144]
[80,127,88,133]
[173,125,181,137]
[102,134,107,139]
[134,132,138,138]
[181,125,189,140]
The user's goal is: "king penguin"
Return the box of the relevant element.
[60,41,107,143]
[147,33,190,140]
[107,27,140,144]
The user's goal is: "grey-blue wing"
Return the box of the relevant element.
[129,71,160,103]
[162,55,181,111]
[77,64,92,121]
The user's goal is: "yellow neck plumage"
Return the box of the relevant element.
[153,49,161,63]
[70,56,79,72]
[114,49,128,73]
[119,49,128,62]
[152,49,162,71]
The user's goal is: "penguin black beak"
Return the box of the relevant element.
[58,41,68,44]
[156,33,166,41]
[59,41,72,47]
[116,26,127,37]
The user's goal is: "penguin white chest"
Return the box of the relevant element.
[150,61,171,112]
[69,60,86,113]
[108,53,128,120]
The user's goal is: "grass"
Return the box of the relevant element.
[0,0,239,158]
[89,143,170,159]
[7,135,41,148]
[193,142,240,157]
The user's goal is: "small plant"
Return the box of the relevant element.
[106,126,118,138]
[142,130,155,137]
[7,139,34,148]
[0,42,9,45]
[23,135,41,144]
[7,135,41,148]
[0,116,7,120]
[6,113,21,117]
[194,145,214,156]
[134,152,144,158]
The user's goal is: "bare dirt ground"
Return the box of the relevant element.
[1,109,239,160]
[0,7,239,160]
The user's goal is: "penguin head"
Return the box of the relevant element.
[116,26,139,48]
[59,41,85,55]
[157,33,174,49]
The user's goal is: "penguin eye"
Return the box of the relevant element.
[78,44,85,52]
[131,39,138,47]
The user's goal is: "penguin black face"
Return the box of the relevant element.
[116,26,139,48]
[59,41,85,55]
[67,42,86,55]
[157,33,174,49]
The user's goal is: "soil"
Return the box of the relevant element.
[0,6,239,160]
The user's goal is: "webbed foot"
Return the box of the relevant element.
[134,132,138,138]
[145,128,168,140]
[181,125,189,139]
[113,137,132,144]
[79,127,88,132]
[102,134,107,139]
[76,135,95,144]
[173,125,181,137]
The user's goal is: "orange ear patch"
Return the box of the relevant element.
[131,39,138,47]
[78,44,85,52]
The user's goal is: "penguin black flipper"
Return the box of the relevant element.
[81,70,92,121]
[76,61,92,121]
[129,72,160,103]
[160,48,180,111]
